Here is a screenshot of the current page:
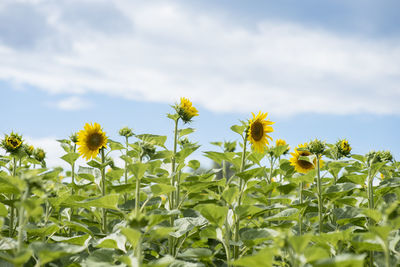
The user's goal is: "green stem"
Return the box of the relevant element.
[9,157,17,237]
[316,156,323,234]
[101,148,107,234]
[234,137,247,259]
[299,182,303,236]
[169,118,179,256]
[124,136,129,203]
[135,157,142,216]
[17,186,29,252]
[367,167,374,266]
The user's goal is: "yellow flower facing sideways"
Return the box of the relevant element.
[290,143,323,174]
[247,112,274,153]
[77,122,108,160]
[179,97,199,122]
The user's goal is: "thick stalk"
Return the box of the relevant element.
[135,153,143,216]
[299,182,303,236]
[367,167,374,266]
[234,138,247,259]
[169,118,179,256]
[101,148,107,234]
[9,157,17,237]
[316,156,323,234]
[17,186,29,252]
[124,136,129,203]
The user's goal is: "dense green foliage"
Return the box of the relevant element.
[0,118,399,267]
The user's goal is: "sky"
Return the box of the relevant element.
[1,0,399,168]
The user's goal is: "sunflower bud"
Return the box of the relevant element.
[275,139,290,155]
[140,142,156,160]
[24,144,34,157]
[1,132,23,154]
[70,132,78,143]
[335,139,351,158]
[175,97,199,123]
[119,127,134,138]
[378,150,393,162]
[307,139,325,155]
[366,151,379,165]
[34,148,46,162]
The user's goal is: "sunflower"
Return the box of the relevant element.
[1,132,23,154]
[275,139,287,147]
[247,112,274,153]
[290,143,322,174]
[178,97,199,123]
[77,122,108,160]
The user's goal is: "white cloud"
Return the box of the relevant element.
[53,96,92,111]
[0,0,399,116]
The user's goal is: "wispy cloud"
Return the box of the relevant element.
[0,0,399,116]
[52,96,92,111]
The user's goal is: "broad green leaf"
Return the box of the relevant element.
[61,194,119,210]
[267,208,299,221]
[87,160,101,168]
[148,227,174,240]
[304,246,330,263]
[30,242,86,265]
[232,248,273,267]
[313,253,366,267]
[187,160,200,170]
[291,170,316,184]
[324,183,361,196]
[136,134,167,148]
[178,128,195,137]
[151,184,175,197]
[195,204,228,227]
[289,234,312,254]
[170,217,208,238]
[95,233,127,252]
[61,152,80,166]
[105,168,124,181]
[203,151,234,165]
[0,177,19,194]
[51,234,91,246]
[0,249,32,265]
[179,248,212,259]
[333,207,365,225]
[128,162,148,180]
[231,124,246,136]
[121,227,141,248]
[0,203,7,217]
[342,174,367,185]
[222,186,239,205]
[26,223,59,238]
[236,167,265,182]
[108,139,125,151]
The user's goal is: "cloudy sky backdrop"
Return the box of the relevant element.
[1,0,399,168]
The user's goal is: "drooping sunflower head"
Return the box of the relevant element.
[290,143,322,174]
[34,147,46,162]
[247,111,274,153]
[177,97,199,123]
[24,144,34,157]
[1,132,23,154]
[77,122,108,161]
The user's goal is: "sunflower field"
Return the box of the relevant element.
[0,98,399,267]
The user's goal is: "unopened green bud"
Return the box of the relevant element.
[307,139,326,155]
[119,127,134,138]
[70,132,78,143]
[24,144,34,156]
[34,148,46,162]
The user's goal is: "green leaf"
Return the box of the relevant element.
[51,234,91,246]
[222,186,239,205]
[236,167,265,182]
[0,203,7,217]
[61,194,119,210]
[289,234,312,254]
[170,217,208,238]
[291,170,316,184]
[231,124,247,136]
[136,134,167,148]
[342,174,367,185]
[87,160,101,169]
[151,184,175,197]
[128,162,148,180]
[267,208,299,221]
[179,248,212,259]
[105,168,124,181]
[179,128,195,137]
[333,207,365,225]
[108,139,125,151]
[352,154,366,163]
[304,246,330,263]
[0,249,32,265]
[30,242,86,265]
[188,160,200,170]
[121,227,141,248]
[232,248,273,267]
[313,253,366,267]
[203,151,233,165]
[324,183,361,197]
[0,177,19,194]
[195,204,228,227]
[60,152,80,166]
[95,233,127,252]
[26,223,59,238]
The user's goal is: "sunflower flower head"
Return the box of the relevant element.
[290,143,323,174]
[247,111,274,153]
[77,122,108,161]
[176,97,199,123]
[336,139,351,158]
[1,132,23,154]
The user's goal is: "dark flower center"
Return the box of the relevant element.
[251,121,264,141]
[298,151,314,169]
[88,133,103,150]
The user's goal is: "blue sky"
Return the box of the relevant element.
[1,0,399,168]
